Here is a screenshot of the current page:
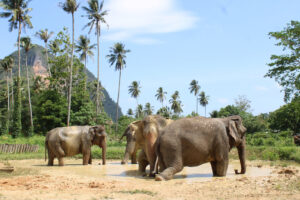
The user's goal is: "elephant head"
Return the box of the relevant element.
[120,125,137,164]
[89,125,107,165]
[221,115,247,174]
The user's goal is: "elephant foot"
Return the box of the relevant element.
[149,172,155,178]
[155,174,165,181]
[121,160,126,165]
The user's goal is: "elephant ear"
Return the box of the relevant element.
[93,125,106,137]
[228,120,239,143]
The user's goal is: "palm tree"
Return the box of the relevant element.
[0,56,13,113]
[0,56,13,134]
[60,0,79,126]
[127,108,133,117]
[35,29,54,76]
[106,42,130,130]
[169,91,183,115]
[155,87,167,108]
[75,35,96,89]
[20,37,34,133]
[0,0,33,137]
[135,104,143,119]
[189,80,200,114]
[82,0,108,115]
[128,81,141,112]
[144,102,153,116]
[199,91,209,117]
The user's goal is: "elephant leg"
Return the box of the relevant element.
[58,157,64,166]
[155,166,183,181]
[214,159,229,177]
[210,161,217,176]
[155,148,183,181]
[131,147,138,164]
[88,151,92,164]
[48,150,55,166]
[82,150,91,165]
[138,150,149,176]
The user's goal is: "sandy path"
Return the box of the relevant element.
[0,159,299,200]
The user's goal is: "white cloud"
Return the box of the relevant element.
[255,86,268,91]
[218,98,229,105]
[103,0,198,43]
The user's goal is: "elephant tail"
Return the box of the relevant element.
[45,140,48,162]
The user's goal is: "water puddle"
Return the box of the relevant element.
[10,159,273,182]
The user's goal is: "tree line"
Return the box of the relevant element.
[0,1,299,137]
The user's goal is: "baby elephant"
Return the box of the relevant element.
[45,125,107,166]
[155,116,247,181]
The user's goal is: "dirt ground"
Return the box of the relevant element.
[0,159,299,200]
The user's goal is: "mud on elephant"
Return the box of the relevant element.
[155,115,247,181]
[123,115,173,176]
[45,125,107,166]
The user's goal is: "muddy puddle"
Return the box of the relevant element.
[10,159,272,182]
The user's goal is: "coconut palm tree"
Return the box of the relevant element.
[0,56,13,113]
[144,102,153,116]
[82,0,108,115]
[199,91,209,117]
[0,0,33,137]
[128,81,141,111]
[155,87,167,108]
[20,37,34,133]
[35,29,54,76]
[169,91,183,115]
[189,80,200,114]
[127,108,133,117]
[135,104,143,119]
[0,56,13,134]
[59,0,79,126]
[75,35,96,89]
[106,42,130,130]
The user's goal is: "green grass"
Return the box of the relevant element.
[0,132,299,164]
[118,189,156,196]
[0,134,125,161]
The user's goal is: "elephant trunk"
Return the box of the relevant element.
[235,139,246,174]
[121,138,136,164]
[101,139,106,165]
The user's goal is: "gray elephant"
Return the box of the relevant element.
[119,125,141,164]
[45,125,107,166]
[155,116,246,181]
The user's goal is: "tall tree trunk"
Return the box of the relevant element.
[6,71,10,134]
[96,22,100,115]
[84,55,87,91]
[26,54,34,130]
[10,69,13,107]
[45,42,51,77]
[115,69,122,132]
[6,71,10,113]
[12,20,23,138]
[67,13,75,126]
[196,97,198,114]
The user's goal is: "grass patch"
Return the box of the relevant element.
[118,189,156,196]
[0,134,125,161]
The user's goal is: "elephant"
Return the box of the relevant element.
[120,125,141,164]
[128,115,173,176]
[155,115,247,181]
[45,125,107,166]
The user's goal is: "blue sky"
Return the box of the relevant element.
[1,0,299,116]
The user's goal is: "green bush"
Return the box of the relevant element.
[262,149,280,161]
